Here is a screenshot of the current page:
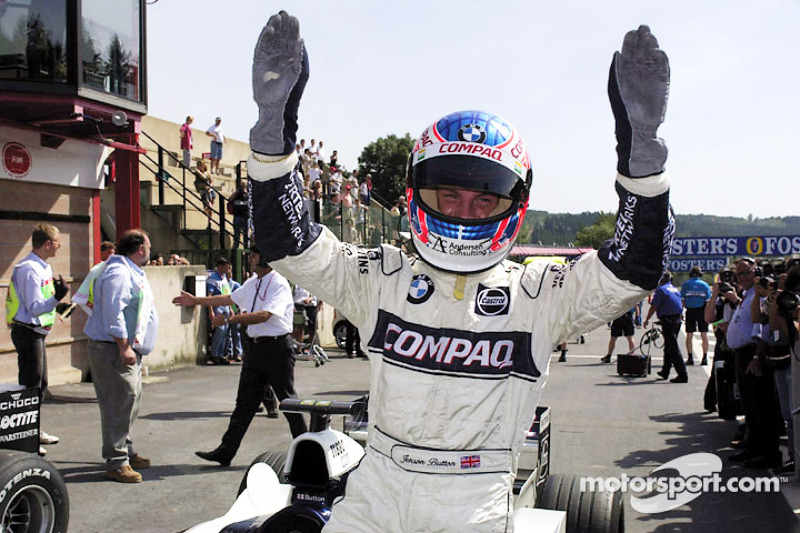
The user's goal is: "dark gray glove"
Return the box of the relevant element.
[53,275,69,301]
[250,11,309,156]
[608,25,670,178]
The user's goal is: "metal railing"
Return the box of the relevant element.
[140,130,233,250]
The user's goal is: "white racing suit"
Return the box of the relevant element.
[250,154,674,532]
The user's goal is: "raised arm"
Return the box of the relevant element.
[599,25,674,291]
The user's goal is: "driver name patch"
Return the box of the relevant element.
[407,274,434,304]
[474,284,510,316]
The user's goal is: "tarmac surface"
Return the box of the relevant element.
[39,320,800,533]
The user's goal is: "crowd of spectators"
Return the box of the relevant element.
[178,117,405,248]
[293,138,376,243]
[703,255,800,475]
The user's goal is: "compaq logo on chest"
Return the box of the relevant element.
[368,310,539,380]
[475,284,510,316]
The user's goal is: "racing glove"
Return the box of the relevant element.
[608,25,670,178]
[53,275,69,301]
[249,10,309,158]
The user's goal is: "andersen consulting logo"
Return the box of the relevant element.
[580,453,780,514]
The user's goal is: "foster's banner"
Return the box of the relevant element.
[671,235,800,257]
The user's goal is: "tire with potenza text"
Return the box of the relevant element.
[0,449,69,533]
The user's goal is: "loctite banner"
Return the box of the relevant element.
[671,236,800,257]
[0,386,40,453]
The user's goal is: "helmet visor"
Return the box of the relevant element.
[411,155,523,220]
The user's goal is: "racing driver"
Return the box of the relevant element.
[245,11,674,533]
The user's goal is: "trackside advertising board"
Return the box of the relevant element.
[0,386,40,453]
[671,235,800,257]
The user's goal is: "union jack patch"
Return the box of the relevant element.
[460,455,481,469]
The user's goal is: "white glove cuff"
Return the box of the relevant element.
[616,171,669,198]
[247,151,299,182]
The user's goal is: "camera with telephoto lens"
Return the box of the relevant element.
[719,270,734,284]
[776,290,800,316]
[718,281,734,294]
[759,276,778,291]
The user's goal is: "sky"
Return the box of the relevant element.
[146,0,799,219]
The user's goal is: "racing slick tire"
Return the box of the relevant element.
[536,473,623,533]
[237,451,288,496]
[0,449,69,533]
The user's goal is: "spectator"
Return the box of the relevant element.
[633,299,643,327]
[226,276,244,364]
[329,169,342,204]
[343,217,359,243]
[681,265,712,365]
[84,229,158,483]
[360,173,372,210]
[148,253,164,266]
[601,308,636,363]
[194,160,217,221]
[307,161,321,187]
[316,140,326,166]
[300,148,314,179]
[100,240,116,261]
[344,319,365,359]
[206,257,234,366]
[341,184,354,221]
[702,268,739,413]
[291,284,315,345]
[206,117,227,175]
[180,115,193,168]
[329,149,338,170]
[556,341,568,363]
[769,265,800,475]
[727,257,782,468]
[228,180,251,249]
[309,138,318,159]
[644,271,688,383]
[7,223,69,455]
[174,246,308,465]
[309,180,323,223]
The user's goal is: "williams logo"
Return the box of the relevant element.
[475,284,510,316]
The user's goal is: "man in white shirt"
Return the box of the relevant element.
[7,223,69,454]
[173,246,307,465]
[206,117,227,175]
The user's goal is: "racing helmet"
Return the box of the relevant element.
[406,110,533,273]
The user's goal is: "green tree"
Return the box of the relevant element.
[574,212,616,248]
[358,133,415,203]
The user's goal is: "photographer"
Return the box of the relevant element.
[727,258,782,468]
[703,268,740,413]
[768,265,800,475]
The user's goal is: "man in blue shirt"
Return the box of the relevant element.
[84,229,159,483]
[644,271,687,383]
[206,257,233,365]
[681,266,712,365]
